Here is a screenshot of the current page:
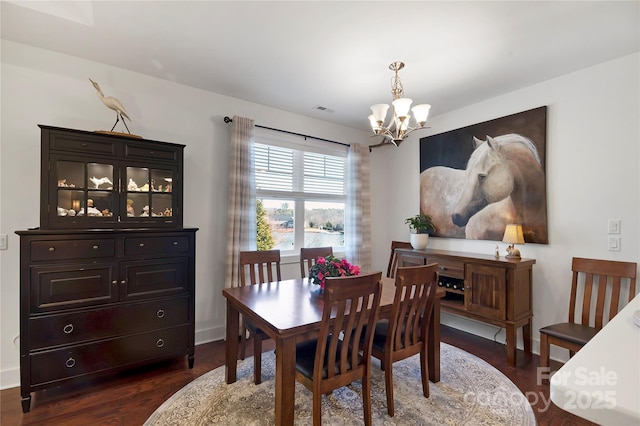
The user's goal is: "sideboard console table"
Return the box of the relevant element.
[396,248,535,367]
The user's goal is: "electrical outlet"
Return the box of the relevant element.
[608,237,621,251]
[0,234,7,250]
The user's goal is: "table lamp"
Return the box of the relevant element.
[502,224,525,259]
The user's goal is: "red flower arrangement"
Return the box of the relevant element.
[309,255,361,289]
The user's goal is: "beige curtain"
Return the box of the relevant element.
[224,116,256,289]
[345,143,371,272]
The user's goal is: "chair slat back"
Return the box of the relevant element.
[390,264,439,352]
[239,249,281,286]
[299,246,333,278]
[315,272,382,385]
[569,257,637,329]
[386,241,414,278]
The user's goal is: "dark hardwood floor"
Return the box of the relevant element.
[1,325,595,425]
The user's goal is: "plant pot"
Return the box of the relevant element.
[410,233,429,250]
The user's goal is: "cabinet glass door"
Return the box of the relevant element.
[125,167,175,223]
[86,163,116,218]
[55,160,116,223]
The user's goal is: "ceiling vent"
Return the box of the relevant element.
[313,105,334,113]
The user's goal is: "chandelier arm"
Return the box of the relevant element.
[377,127,396,141]
[393,126,429,141]
[368,137,392,151]
[370,125,431,148]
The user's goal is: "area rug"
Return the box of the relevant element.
[145,343,536,425]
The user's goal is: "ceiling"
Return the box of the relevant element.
[2,1,639,132]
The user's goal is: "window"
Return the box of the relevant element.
[254,131,347,254]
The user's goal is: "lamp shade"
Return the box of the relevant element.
[392,98,412,117]
[368,114,380,131]
[502,224,525,244]
[370,104,390,123]
[411,104,431,125]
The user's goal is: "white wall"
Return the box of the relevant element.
[370,53,640,360]
[0,40,370,389]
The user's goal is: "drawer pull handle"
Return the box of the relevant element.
[173,241,178,246]
[439,266,446,271]
[466,286,472,291]
[120,280,126,285]
[81,143,88,147]
[65,357,76,368]
[48,247,55,252]
[156,339,165,348]
[149,151,155,155]
[112,280,117,285]
[157,309,165,318]
[92,245,99,250]
[63,324,74,334]
[139,243,145,247]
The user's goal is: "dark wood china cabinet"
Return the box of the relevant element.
[16,126,197,413]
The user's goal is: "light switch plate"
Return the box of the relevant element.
[0,234,7,250]
[608,219,621,234]
[608,237,621,251]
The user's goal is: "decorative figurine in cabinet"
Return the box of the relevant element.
[17,126,197,413]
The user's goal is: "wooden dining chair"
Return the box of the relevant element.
[299,246,333,278]
[295,272,382,426]
[238,249,282,384]
[386,241,414,278]
[370,263,439,416]
[539,257,637,372]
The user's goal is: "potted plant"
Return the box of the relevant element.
[309,255,360,291]
[405,214,436,249]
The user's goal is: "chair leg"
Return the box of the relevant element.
[362,367,372,426]
[253,333,263,385]
[384,355,395,417]
[239,320,247,360]
[539,333,549,368]
[420,347,430,398]
[539,333,550,383]
[312,391,322,426]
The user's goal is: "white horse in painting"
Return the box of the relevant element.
[421,133,547,242]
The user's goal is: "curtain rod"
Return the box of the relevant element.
[223,116,350,148]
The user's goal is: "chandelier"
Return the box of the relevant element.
[368,61,431,148]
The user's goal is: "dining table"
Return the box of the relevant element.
[223,276,444,425]
[550,292,640,425]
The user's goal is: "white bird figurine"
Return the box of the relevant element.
[89,78,131,133]
[89,176,113,189]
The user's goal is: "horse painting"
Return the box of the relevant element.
[421,133,547,243]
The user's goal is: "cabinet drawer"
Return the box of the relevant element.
[124,143,178,161]
[29,325,189,386]
[124,236,189,256]
[29,296,189,349]
[398,254,426,268]
[429,257,464,279]
[30,264,117,312]
[30,239,115,262]
[49,133,117,156]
